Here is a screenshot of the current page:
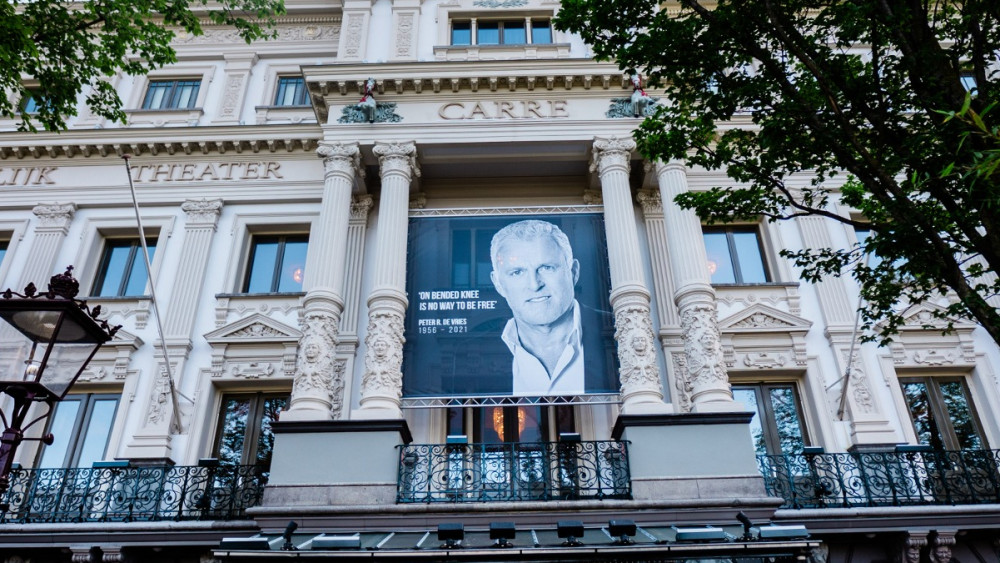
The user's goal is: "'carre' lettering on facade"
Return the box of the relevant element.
[0,167,57,186]
[437,100,569,120]
[129,161,284,182]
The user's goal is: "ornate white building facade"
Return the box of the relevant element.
[0,1,999,562]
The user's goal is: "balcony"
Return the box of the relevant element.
[0,462,266,523]
[397,440,631,503]
[758,449,1000,509]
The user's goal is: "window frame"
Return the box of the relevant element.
[212,392,288,467]
[702,224,773,284]
[92,237,157,298]
[898,375,987,451]
[272,76,310,107]
[19,90,47,114]
[141,79,202,110]
[732,382,809,456]
[241,233,309,294]
[449,17,553,46]
[36,393,120,468]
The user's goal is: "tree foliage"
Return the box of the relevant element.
[556,0,1000,345]
[0,0,285,131]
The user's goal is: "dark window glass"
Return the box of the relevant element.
[95,238,155,297]
[215,393,287,472]
[0,239,8,267]
[142,79,201,110]
[532,20,552,43]
[702,226,770,284]
[503,20,526,44]
[473,406,554,443]
[733,383,807,455]
[477,21,500,45]
[451,21,472,45]
[20,92,47,114]
[38,395,119,468]
[274,77,309,106]
[243,234,308,293]
[901,377,984,450]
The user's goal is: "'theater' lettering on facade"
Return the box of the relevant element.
[438,100,569,120]
[129,161,284,182]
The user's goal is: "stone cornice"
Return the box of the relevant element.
[0,124,322,161]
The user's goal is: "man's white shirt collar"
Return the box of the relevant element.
[502,300,585,396]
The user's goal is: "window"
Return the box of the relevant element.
[94,238,155,297]
[242,235,308,293]
[450,18,552,46]
[141,79,201,110]
[37,395,119,468]
[19,91,47,114]
[274,77,309,106]
[214,393,287,471]
[900,377,985,451]
[733,383,807,455]
[0,239,8,266]
[960,72,978,95]
[703,226,770,284]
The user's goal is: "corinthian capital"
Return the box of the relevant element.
[181,198,223,226]
[317,141,361,179]
[32,203,76,230]
[591,136,636,174]
[373,141,420,179]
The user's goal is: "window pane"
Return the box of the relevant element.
[902,381,946,450]
[733,387,766,455]
[245,239,279,293]
[516,406,543,442]
[478,22,500,45]
[254,397,287,470]
[769,386,805,454]
[75,399,118,467]
[217,397,251,465]
[732,231,769,283]
[451,21,471,45]
[446,408,465,436]
[703,231,736,283]
[939,381,983,450]
[143,82,170,109]
[532,20,552,44]
[96,243,132,296]
[38,399,81,468]
[0,240,10,267]
[452,230,471,286]
[275,77,306,106]
[277,238,308,292]
[502,21,526,44]
[123,242,154,296]
[173,80,200,109]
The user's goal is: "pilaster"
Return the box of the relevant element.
[213,52,258,125]
[390,0,420,61]
[357,141,418,419]
[654,161,735,411]
[591,137,668,414]
[285,142,361,422]
[338,0,375,62]
[20,203,75,289]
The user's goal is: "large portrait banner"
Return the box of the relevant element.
[403,213,619,399]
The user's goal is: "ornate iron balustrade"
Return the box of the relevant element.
[0,463,266,523]
[397,440,631,503]
[758,449,1000,509]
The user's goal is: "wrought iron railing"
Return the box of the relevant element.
[397,440,631,503]
[0,463,266,523]
[758,449,1000,508]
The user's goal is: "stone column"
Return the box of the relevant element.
[284,142,361,422]
[654,160,735,410]
[357,141,418,419]
[19,203,75,289]
[591,138,668,414]
[212,52,258,125]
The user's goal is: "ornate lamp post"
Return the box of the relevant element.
[0,267,119,498]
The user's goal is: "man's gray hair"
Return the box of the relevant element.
[490,220,574,270]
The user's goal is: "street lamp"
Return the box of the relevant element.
[0,267,120,499]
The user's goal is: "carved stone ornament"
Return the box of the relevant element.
[292,311,344,416]
[473,0,527,6]
[671,352,693,413]
[230,322,285,339]
[338,102,403,124]
[614,305,663,394]
[219,73,245,118]
[174,23,340,44]
[680,303,729,388]
[32,203,75,228]
[730,311,795,329]
[742,351,788,369]
[351,194,375,221]
[606,97,661,119]
[374,142,420,179]
[361,311,406,402]
[230,362,275,379]
[395,12,415,58]
[590,137,635,175]
[146,365,174,427]
[317,141,361,178]
[181,198,223,225]
[841,348,875,414]
[343,13,365,58]
[637,189,662,216]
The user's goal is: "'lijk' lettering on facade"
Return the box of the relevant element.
[0,167,57,186]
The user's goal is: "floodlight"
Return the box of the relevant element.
[219,537,271,550]
[312,534,362,550]
[490,522,516,548]
[438,523,464,548]
[557,520,584,547]
[753,525,810,540]
[282,521,298,551]
[671,526,727,542]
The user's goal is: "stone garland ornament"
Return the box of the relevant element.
[291,311,342,413]
[361,311,406,402]
[338,78,403,124]
[680,303,729,388]
[614,306,663,393]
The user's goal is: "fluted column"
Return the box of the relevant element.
[19,204,75,289]
[655,161,735,410]
[284,142,361,422]
[357,141,418,419]
[591,137,668,414]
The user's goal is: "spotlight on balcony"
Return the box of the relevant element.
[671,526,728,543]
[438,523,465,549]
[490,522,516,548]
[219,537,272,550]
[282,520,298,551]
[312,534,362,550]
[558,432,581,443]
[753,524,810,540]
[608,519,636,545]
[557,520,585,547]
[736,511,754,541]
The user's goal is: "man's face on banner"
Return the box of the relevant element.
[491,235,580,327]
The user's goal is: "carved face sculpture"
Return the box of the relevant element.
[491,234,579,329]
[304,341,321,362]
[931,546,952,563]
[903,546,921,563]
[631,334,648,354]
[372,337,390,358]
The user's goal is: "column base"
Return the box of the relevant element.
[264,419,411,508]
[279,407,335,422]
[621,399,674,415]
[691,400,747,414]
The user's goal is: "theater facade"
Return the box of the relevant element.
[0,1,999,562]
